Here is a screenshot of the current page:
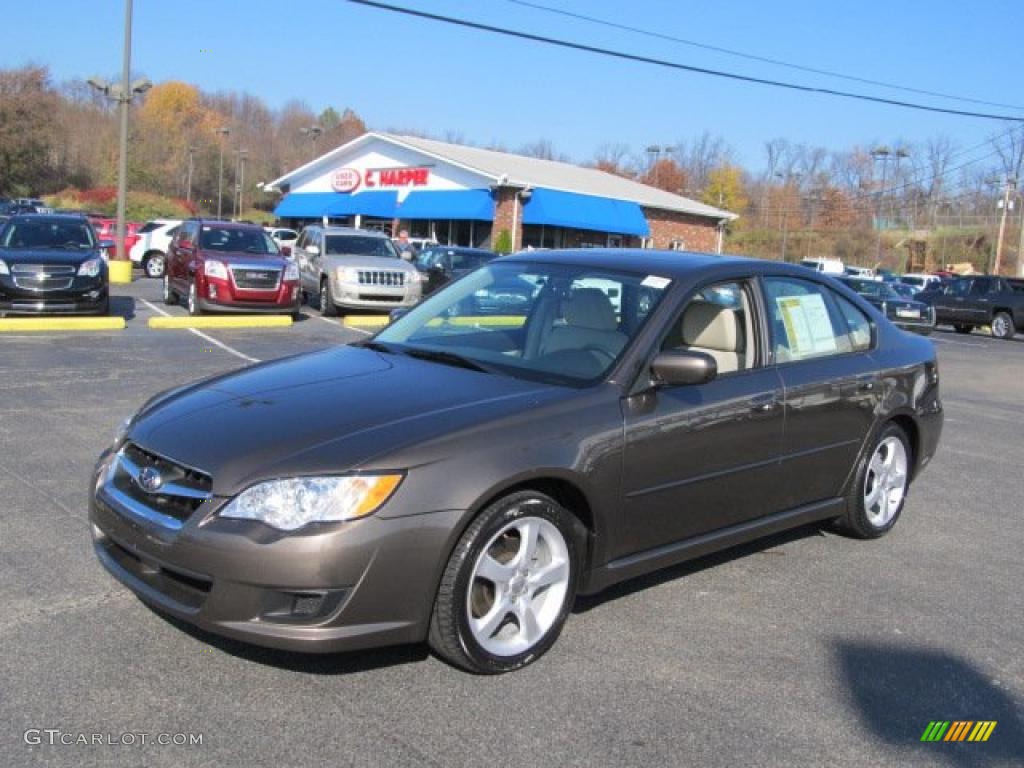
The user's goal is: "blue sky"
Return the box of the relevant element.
[5,0,1022,170]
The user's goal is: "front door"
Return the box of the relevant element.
[619,279,786,558]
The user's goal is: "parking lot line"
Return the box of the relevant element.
[148,315,293,329]
[320,316,372,334]
[140,299,261,364]
[0,317,126,332]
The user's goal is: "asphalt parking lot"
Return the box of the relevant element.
[2,277,1022,768]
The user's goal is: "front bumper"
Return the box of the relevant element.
[0,277,108,315]
[331,277,423,310]
[88,452,462,653]
[197,275,301,314]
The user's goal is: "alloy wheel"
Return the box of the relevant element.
[863,436,908,528]
[145,254,165,278]
[992,314,1009,338]
[466,515,571,657]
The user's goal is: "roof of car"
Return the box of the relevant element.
[501,248,763,278]
[303,226,391,237]
[7,213,88,222]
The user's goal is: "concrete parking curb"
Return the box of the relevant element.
[0,316,127,332]
[149,316,293,329]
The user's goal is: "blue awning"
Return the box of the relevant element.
[274,191,398,218]
[521,188,650,236]
[397,190,494,221]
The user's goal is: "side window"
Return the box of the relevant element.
[969,278,991,296]
[949,280,969,297]
[834,294,872,352]
[295,231,308,249]
[763,277,853,363]
[660,280,756,375]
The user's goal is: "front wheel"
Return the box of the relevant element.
[991,311,1015,340]
[429,491,579,674]
[162,273,176,306]
[838,423,911,539]
[187,281,202,316]
[143,252,166,279]
[319,277,338,317]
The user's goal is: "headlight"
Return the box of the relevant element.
[218,474,403,531]
[0,259,8,275]
[205,259,228,279]
[409,270,427,283]
[78,258,103,277]
[284,261,299,281]
[113,415,133,448]
[337,266,358,283]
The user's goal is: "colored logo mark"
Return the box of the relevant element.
[921,721,997,742]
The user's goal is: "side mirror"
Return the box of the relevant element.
[388,307,410,324]
[651,350,717,387]
[99,239,116,250]
[306,245,320,256]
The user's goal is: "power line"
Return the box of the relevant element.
[502,0,1024,113]
[347,1,1024,122]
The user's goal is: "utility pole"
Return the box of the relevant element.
[234,149,247,219]
[216,127,230,219]
[992,177,1016,276]
[185,145,195,204]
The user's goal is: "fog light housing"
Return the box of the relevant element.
[259,589,349,623]
[209,284,217,299]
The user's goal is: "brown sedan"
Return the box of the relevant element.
[90,249,942,673]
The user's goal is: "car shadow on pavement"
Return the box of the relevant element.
[110,295,135,321]
[573,522,828,614]
[833,640,1022,765]
[146,604,430,674]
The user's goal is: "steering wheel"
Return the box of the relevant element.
[582,345,616,363]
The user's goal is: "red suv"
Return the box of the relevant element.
[163,219,301,316]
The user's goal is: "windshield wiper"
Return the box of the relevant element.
[402,347,492,374]
[352,340,396,354]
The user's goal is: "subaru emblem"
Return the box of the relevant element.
[138,466,164,493]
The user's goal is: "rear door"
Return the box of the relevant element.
[963,277,994,324]
[762,276,881,509]
[932,279,968,324]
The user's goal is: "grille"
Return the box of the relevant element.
[231,266,281,290]
[357,270,405,288]
[110,443,213,525]
[10,264,76,291]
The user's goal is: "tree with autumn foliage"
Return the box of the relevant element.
[639,158,688,194]
[702,165,749,213]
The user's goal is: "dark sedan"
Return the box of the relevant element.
[0,214,111,315]
[837,276,935,335]
[414,245,497,295]
[90,250,942,674]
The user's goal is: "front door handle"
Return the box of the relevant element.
[856,376,877,392]
[749,394,779,413]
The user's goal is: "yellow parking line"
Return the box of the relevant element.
[148,315,292,329]
[342,316,390,328]
[0,316,126,332]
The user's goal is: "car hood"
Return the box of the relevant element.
[128,345,562,495]
[203,251,289,266]
[322,255,417,271]
[0,248,99,266]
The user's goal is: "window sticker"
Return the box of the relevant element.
[641,275,671,290]
[775,294,837,357]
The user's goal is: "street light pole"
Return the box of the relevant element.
[300,126,324,161]
[871,147,891,261]
[216,127,230,219]
[113,0,134,263]
[185,145,195,204]
[233,149,247,219]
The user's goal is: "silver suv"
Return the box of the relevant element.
[294,226,425,315]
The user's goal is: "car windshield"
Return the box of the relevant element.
[843,279,898,300]
[325,235,399,258]
[0,218,96,249]
[374,261,672,386]
[900,276,925,286]
[199,226,278,254]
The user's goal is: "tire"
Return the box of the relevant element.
[839,423,911,539]
[991,311,1015,340]
[319,277,337,317]
[162,273,176,306]
[143,252,166,279]
[428,491,580,674]
[187,281,202,316]
[94,296,110,316]
[953,324,973,334]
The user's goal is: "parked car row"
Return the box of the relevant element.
[916,275,1024,340]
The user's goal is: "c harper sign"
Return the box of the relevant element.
[331,166,431,193]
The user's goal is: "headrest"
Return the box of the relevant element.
[682,300,738,352]
[565,288,617,330]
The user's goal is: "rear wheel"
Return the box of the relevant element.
[319,277,337,317]
[162,273,176,306]
[953,324,973,334]
[991,311,1015,340]
[429,491,579,674]
[839,423,910,539]
[143,252,165,279]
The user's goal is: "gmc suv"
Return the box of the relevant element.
[163,219,301,316]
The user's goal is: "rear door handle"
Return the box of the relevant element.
[749,394,779,413]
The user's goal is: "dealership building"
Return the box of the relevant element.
[267,132,736,252]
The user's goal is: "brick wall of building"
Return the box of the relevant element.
[491,187,518,250]
[643,208,722,253]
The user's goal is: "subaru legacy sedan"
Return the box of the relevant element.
[90,250,942,674]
